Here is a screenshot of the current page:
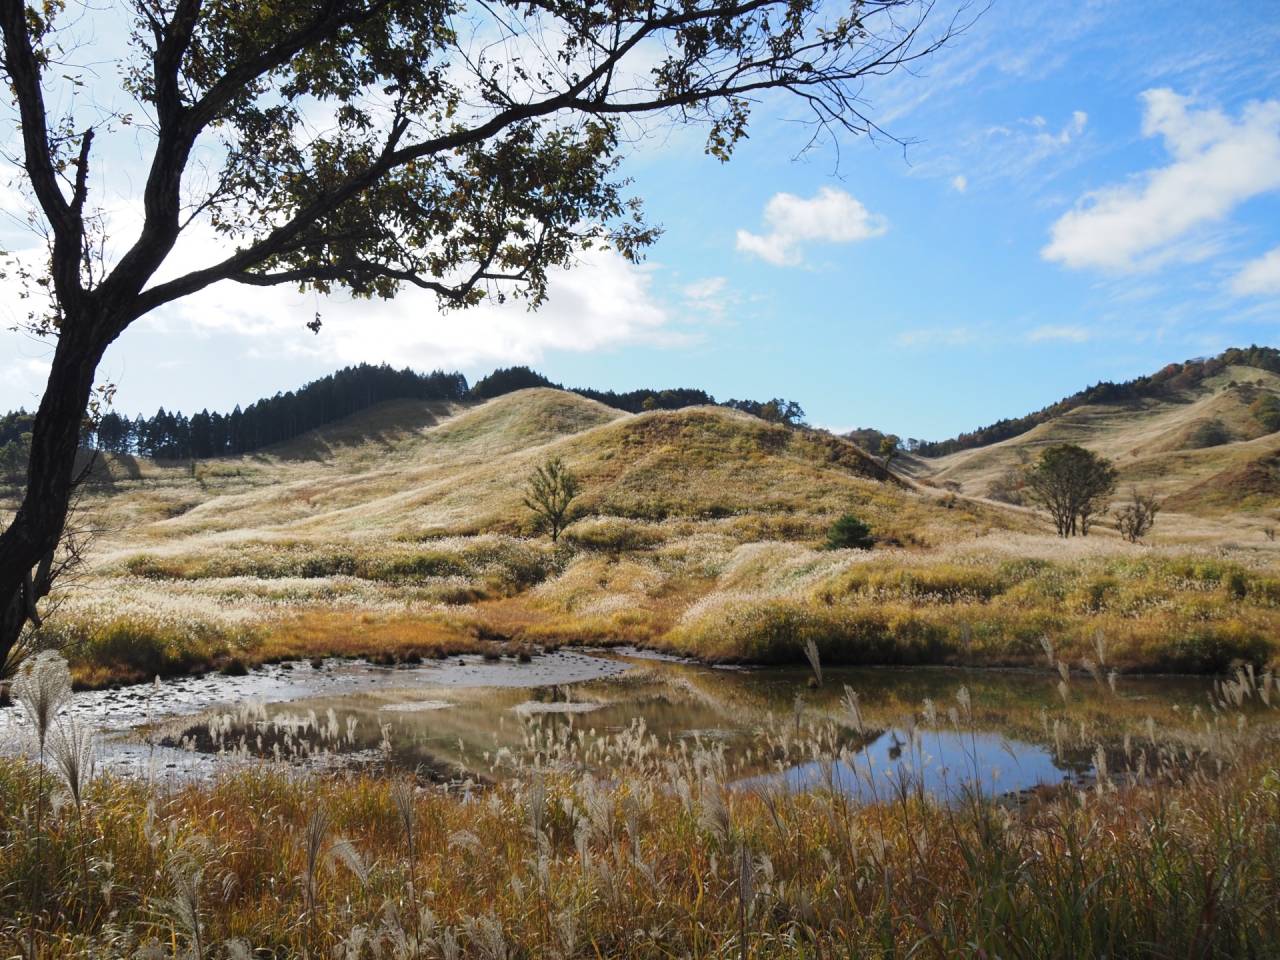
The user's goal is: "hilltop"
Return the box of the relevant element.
[911,346,1280,456]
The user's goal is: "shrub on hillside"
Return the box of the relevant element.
[985,468,1025,504]
[1249,394,1280,433]
[1115,489,1160,543]
[825,513,874,550]
[1186,419,1231,448]
[562,517,663,552]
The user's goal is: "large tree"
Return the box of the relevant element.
[1024,443,1116,538]
[0,0,965,669]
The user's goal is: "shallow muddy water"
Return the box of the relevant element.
[0,648,1221,798]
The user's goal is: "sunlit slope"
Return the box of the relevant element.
[80,388,1008,571]
[920,365,1280,514]
[36,385,1280,681]
[80,389,618,546]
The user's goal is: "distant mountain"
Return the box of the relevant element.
[912,347,1280,516]
[914,346,1280,457]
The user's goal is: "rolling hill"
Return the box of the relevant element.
[9,356,1280,685]
[74,387,990,561]
[910,360,1280,521]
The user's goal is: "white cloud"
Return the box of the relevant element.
[1231,246,1280,296]
[682,276,727,301]
[962,109,1088,185]
[950,175,968,193]
[144,242,679,371]
[681,275,733,323]
[1032,110,1088,149]
[1043,89,1280,272]
[1026,324,1091,343]
[735,187,887,266]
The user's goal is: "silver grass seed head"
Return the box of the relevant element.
[13,651,72,750]
[51,716,96,809]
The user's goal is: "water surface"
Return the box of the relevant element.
[1,648,1219,798]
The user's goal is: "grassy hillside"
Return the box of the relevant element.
[10,386,1280,685]
[916,364,1280,524]
[912,345,1280,456]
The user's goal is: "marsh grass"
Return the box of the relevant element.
[39,540,1280,686]
[2,657,1279,958]
[664,549,1280,671]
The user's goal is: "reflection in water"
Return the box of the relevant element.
[124,651,1212,799]
[736,727,1088,803]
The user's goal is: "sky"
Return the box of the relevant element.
[2,0,1280,441]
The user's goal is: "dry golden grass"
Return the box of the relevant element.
[919,363,1280,520]
[12,387,1280,683]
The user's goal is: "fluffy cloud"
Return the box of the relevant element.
[143,237,679,371]
[950,175,968,193]
[1231,246,1280,297]
[1043,90,1280,272]
[736,187,887,266]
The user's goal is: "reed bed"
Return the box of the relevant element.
[1,654,1278,958]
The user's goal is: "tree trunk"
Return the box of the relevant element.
[0,314,110,671]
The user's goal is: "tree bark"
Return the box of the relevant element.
[0,312,111,670]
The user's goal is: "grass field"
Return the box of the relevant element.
[5,387,1280,959]
[6,387,1280,687]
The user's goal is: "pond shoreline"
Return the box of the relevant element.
[47,633,1261,700]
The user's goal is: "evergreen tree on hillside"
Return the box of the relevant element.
[524,457,580,542]
[469,366,560,399]
[78,364,470,459]
[724,397,806,425]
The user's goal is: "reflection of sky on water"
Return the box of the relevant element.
[18,649,1207,791]
[737,728,1083,802]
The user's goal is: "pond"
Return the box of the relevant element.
[0,648,1225,801]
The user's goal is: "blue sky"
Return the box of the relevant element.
[2,0,1280,441]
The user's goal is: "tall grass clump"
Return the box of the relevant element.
[11,651,72,956]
